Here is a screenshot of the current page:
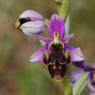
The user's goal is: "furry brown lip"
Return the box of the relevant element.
[47,62,67,80]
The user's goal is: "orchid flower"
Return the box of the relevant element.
[32,14,94,80]
[70,69,95,95]
[16,9,95,94]
[16,10,94,81]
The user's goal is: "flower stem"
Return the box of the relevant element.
[44,19,48,27]
[56,0,70,37]
[56,0,69,22]
[52,72,72,95]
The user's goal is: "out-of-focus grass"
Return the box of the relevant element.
[0,0,95,95]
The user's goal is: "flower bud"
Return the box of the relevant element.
[15,10,45,36]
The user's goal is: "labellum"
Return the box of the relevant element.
[43,32,69,80]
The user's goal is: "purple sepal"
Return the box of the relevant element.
[68,46,85,62]
[69,70,83,87]
[30,45,48,62]
[48,14,65,38]
[88,73,95,95]
[65,44,93,71]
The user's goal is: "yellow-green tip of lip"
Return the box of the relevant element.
[53,79,63,83]
[15,21,20,28]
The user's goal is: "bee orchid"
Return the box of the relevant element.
[29,14,92,80]
[16,10,93,81]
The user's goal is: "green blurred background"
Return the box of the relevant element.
[0,0,95,95]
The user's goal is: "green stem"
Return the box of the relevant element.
[52,72,72,95]
[44,19,48,27]
[53,80,65,95]
[56,0,70,36]
[56,0,69,22]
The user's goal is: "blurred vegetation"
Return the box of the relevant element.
[0,0,95,95]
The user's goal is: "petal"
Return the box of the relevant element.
[36,36,51,45]
[69,71,83,87]
[88,73,95,95]
[19,10,43,20]
[38,36,51,44]
[30,45,48,63]
[20,21,45,36]
[48,14,65,38]
[61,34,74,42]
